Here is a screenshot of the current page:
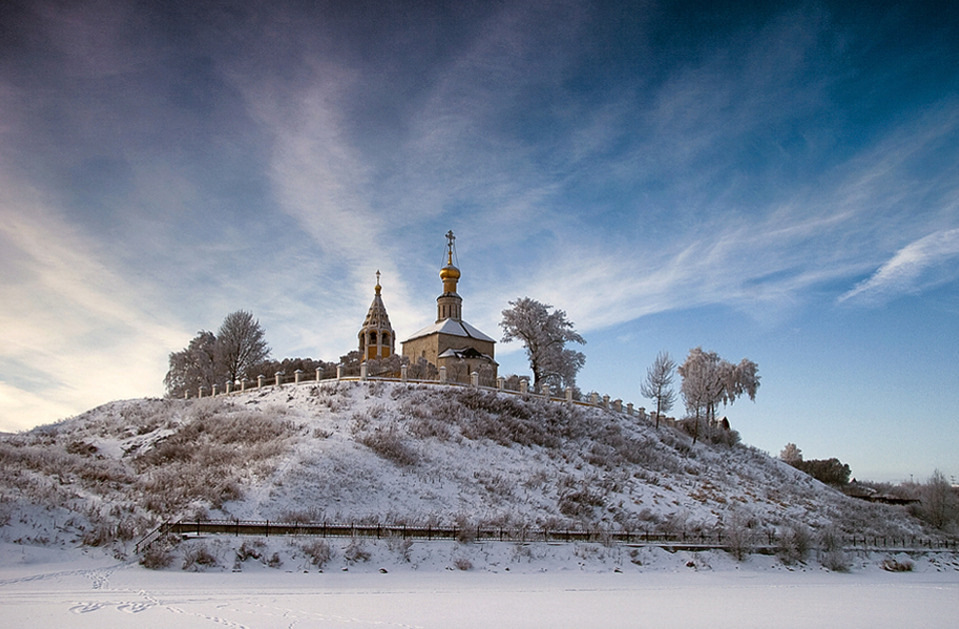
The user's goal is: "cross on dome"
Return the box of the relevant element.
[445,230,456,265]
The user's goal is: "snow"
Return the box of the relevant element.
[2,543,957,628]
[403,318,496,343]
[3,380,957,626]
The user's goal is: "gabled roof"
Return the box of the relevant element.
[438,347,495,362]
[402,318,496,344]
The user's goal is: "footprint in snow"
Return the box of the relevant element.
[117,601,152,614]
[70,602,103,614]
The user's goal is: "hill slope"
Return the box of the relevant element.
[0,380,930,566]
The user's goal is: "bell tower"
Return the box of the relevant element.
[401,231,497,383]
[436,230,463,322]
[358,271,395,360]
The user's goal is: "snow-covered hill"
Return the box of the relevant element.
[0,379,933,570]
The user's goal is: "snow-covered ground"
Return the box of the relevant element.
[3,542,958,628]
[4,380,957,626]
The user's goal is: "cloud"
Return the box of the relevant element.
[0,179,187,431]
[839,229,959,305]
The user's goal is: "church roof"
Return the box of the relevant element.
[360,272,393,332]
[438,347,496,362]
[402,318,495,344]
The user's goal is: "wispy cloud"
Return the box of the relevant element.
[0,179,186,430]
[839,229,959,304]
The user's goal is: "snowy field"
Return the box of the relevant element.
[3,543,958,628]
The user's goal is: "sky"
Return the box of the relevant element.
[1,0,957,483]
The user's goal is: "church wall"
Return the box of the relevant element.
[401,333,495,373]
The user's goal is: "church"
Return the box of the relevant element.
[357,231,497,383]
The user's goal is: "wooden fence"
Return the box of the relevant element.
[136,518,959,555]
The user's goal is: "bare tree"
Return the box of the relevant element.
[640,351,676,428]
[920,469,958,530]
[500,297,586,394]
[215,310,271,384]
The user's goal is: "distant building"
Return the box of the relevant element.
[357,271,395,361]
[402,231,497,382]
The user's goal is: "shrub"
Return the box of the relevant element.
[722,512,756,561]
[140,543,175,569]
[344,539,371,563]
[301,540,333,568]
[818,528,850,572]
[558,488,605,518]
[387,536,413,562]
[880,557,914,572]
[182,543,218,571]
[776,524,812,565]
[358,425,418,466]
[266,552,283,568]
[453,557,473,571]
[236,539,265,561]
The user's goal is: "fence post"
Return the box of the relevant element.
[198,386,205,398]
[439,366,447,383]
[401,364,408,382]
[541,383,550,397]
[294,369,303,384]
[565,387,573,403]
[184,390,190,400]
[336,364,343,380]
[613,399,622,412]
[212,383,218,396]
[257,374,265,388]
[275,372,283,387]
[471,371,479,387]
[497,376,505,390]
[626,402,633,416]
[590,392,599,405]
[225,381,232,394]
[240,378,247,392]
[519,379,528,394]
[360,363,368,380]
[316,367,323,383]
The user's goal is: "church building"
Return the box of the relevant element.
[401,231,497,382]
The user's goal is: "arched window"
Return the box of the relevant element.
[370,332,378,345]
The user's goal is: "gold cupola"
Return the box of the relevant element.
[436,230,463,321]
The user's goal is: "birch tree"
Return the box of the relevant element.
[678,347,760,443]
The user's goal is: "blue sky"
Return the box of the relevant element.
[1,0,957,482]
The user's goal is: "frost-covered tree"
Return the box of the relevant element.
[640,351,676,428]
[500,297,586,393]
[919,469,958,530]
[164,312,272,396]
[215,310,271,384]
[780,443,803,464]
[164,330,218,398]
[678,347,759,443]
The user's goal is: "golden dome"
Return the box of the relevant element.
[440,263,461,281]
